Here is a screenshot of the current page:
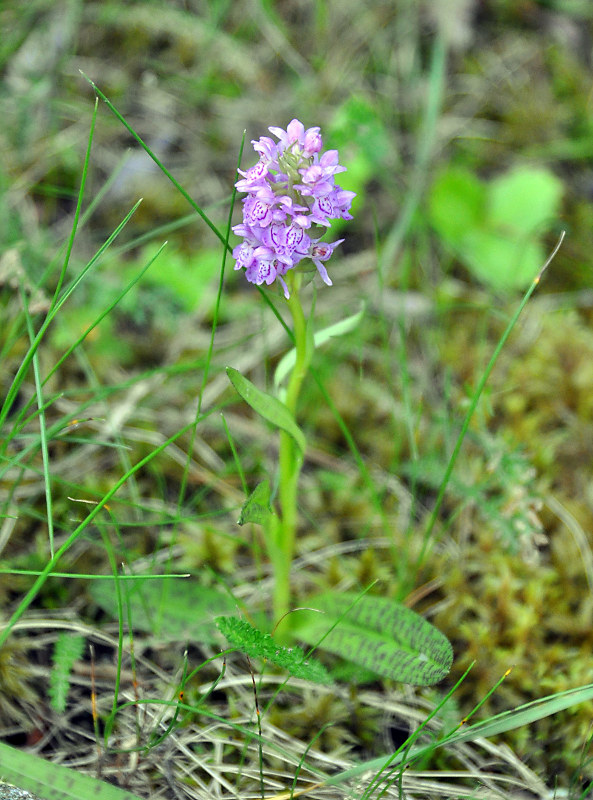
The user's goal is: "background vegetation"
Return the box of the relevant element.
[2,0,593,797]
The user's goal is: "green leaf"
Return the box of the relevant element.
[216,616,332,685]
[49,633,85,714]
[295,592,452,686]
[429,164,564,291]
[488,166,563,236]
[237,480,274,526]
[460,229,544,290]
[127,243,222,312]
[226,367,306,453]
[328,94,391,212]
[0,741,143,800]
[91,578,235,643]
[274,303,365,389]
[428,167,486,246]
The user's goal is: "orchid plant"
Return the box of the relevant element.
[230,119,355,626]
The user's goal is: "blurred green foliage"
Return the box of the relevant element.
[429,165,564,289]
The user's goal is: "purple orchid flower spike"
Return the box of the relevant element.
[233,119,355,296]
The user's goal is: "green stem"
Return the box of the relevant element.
[273,275,310,626]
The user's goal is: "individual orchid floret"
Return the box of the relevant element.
[233,119,355,295]
[268,118,310,150]
[236,158,271,186]
[309,239,344,286]
[245,254,279,288]
[243,188,278,228]
[252,135,279,164]
[331,187,356,220]
[303,127,322,156]
[261,222,310,267]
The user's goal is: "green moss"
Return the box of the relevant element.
[499,310,593,488]
[412,303,593,782]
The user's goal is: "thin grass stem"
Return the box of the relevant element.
[411,231,565,586]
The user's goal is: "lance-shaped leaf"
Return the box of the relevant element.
[226,367,306,453]
[295,592,453,686]
[238,480,274,526]
[274,303,365,389]
[0,741,144,800]
[216,616,332,685]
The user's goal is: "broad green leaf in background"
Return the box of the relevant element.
[126,243,222,312]
[91,578,235,642]
[459,229,543,292]
[488,167,564,235]
[216,616,332,685]
[0,741,143,800]
[428,167,486,245]
[295,592,453,686]
[329,94,392,215]
[51,242,222,362]
[226,367,306,453]
[274,303,365,389]
[237,480,274,526]
[428,165,564,290]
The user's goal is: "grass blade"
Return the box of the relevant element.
[411,230,565,583]
[449,681,593,744]
[0,741,144,800]
[79,71,227,249]
[0,199,143,437]
[0,419,200,648]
